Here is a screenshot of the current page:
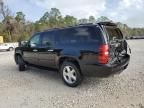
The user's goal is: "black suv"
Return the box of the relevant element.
[15,22,130,87]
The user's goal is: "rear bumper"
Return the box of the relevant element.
[81,54,130,77]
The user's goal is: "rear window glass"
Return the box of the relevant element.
[55,26,102,44]
[106,27,123,40]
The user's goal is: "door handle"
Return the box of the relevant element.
[48,49,54,52]
[33,49,38,52]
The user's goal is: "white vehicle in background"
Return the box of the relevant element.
[0,43,18,51]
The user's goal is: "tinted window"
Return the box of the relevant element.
[29,34,40,47]
[41,31,55,47]
[56,26,102,44]
[74,26,102,41]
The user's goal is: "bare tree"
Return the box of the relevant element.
[0,0,11,19]
[0,0,14,42]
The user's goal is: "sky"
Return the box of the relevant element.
[5,0,144,27]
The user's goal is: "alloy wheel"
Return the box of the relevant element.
[63,66,77,84]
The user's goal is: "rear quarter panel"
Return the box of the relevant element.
[56,41,101,69]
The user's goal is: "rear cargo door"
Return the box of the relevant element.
[104,26,128,64]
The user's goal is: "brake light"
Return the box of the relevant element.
[98,44,109,64]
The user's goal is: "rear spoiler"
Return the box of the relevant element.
[97,22,117,26]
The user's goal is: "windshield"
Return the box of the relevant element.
[105,27,123,41]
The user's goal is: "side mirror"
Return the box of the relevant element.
[30,43,37,47]
[19,41,28,47]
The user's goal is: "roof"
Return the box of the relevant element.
[41,21,117,33]
[43,24,96,32]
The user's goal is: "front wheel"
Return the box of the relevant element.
[60,61,82,87]
[17,56,26,71]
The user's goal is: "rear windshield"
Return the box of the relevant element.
[105,27,123,41]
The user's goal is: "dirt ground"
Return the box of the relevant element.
[0,40,144,108]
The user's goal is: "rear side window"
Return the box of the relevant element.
[55,26,102,44]
[105,27,123,40]
[74,26,102,41]
[41,31,55,47]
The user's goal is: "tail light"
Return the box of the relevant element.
[98,44,109,64]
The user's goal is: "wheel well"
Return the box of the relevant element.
[15,53,21,57]
[8,47,14,50]
[59,57,82,74]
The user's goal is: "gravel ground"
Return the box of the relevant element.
[0,40,144,108]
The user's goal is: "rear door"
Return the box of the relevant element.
[104,26,128,64]
[38,31,57,68]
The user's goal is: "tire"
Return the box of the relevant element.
[17,55,26,71]
[60,61,82,87]
[8,47,13,51]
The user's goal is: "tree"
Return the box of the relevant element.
[0,0,11,19]
[0,0,144,42]
[4,16,15,42]
[64,15,77,26]
[49,8,62,27]
[78,18,88,24]
[0,0,15,42]
[39,12,50,23]
[49,8,61,20]
[15,12,25,23]
[117,23,131,37]
[88,16,96,23]
[97,16,111,22]
[39,8,63,28]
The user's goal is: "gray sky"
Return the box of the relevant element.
[6,0,144,27]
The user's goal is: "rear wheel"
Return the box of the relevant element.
[17,55,26,71]
[60,61,82,87]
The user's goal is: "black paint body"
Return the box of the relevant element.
[15,22,130,77]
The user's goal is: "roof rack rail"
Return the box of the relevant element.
[96,21,117,26]
[43,23,97,32]
[43,27,60,31]
[78,23,94,25]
